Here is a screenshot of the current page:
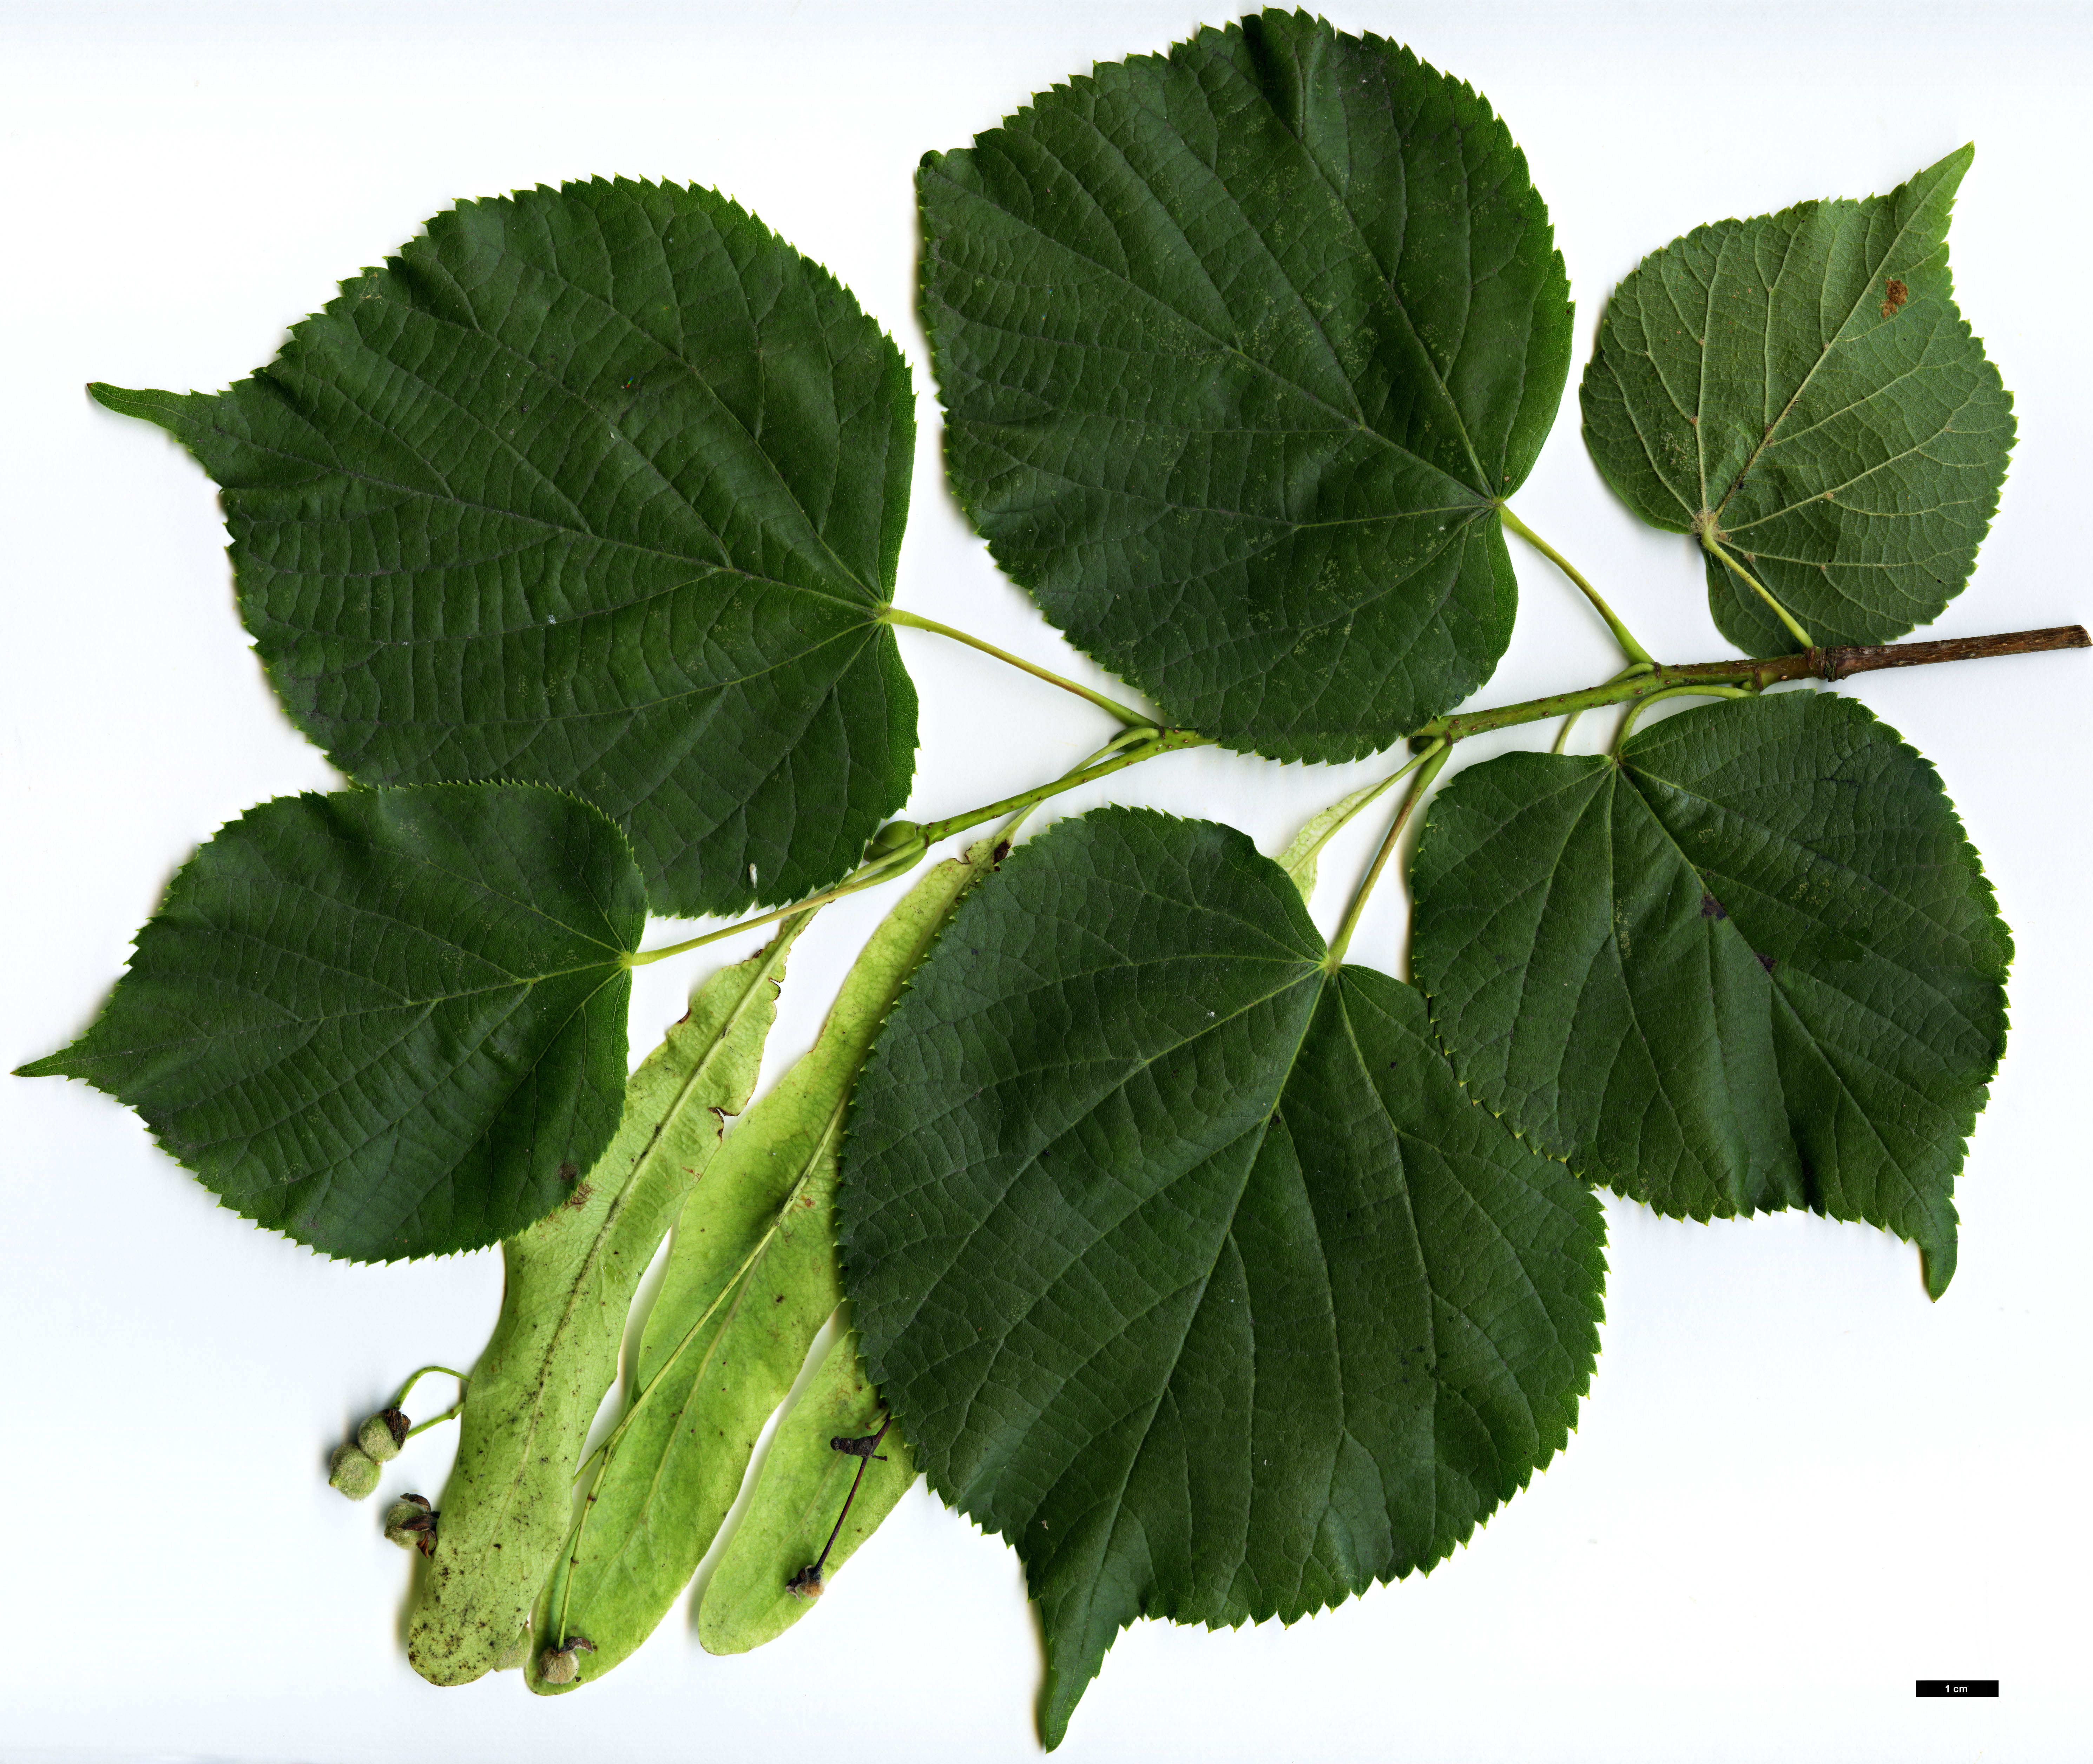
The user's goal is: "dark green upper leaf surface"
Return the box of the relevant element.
[919,9,1572,760]
[1580,149,2014,651]
[840,808,1602,1747]
[93,179,918,917]
[1411,692,2010,1298]
[19,784,644,1261]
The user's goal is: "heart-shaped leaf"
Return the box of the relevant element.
[18,784,645,1261]
[1410,692,2011,1296]
[1580,149,2015,652]
[919,11,1572,759]
[841,808,1603,1747]
[93,179,919,916]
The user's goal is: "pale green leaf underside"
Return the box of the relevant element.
[1581,149,2014,650]
[1410,692,2011,1297]
[406,929,798,1686]
[535,839,1000,1691]
[920,9,1572,760]
[699,1332,920,1655]
[19,784,644,1262]
[92,178,919,916]
[841,809,1603,1748]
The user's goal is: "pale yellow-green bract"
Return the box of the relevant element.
[406,925,804,1686]
[532,838,999,1692]
[699,1331,920,1655]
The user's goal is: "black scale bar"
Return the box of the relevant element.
[1915,1680,1999,1698]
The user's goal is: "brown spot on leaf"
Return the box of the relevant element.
[992,840,1012,867]
[558,1161,580,1182]
[565,1182,594,1210]
[1757,952,1777,974]
[1881,277,1909,319]
[1699,892,1727,921]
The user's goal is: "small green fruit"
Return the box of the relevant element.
[383,1493,436,1551]
[538,1635,596,1685]
[357,1407,409,1462]
[328,1442,380,1500]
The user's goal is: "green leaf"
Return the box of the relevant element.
[533,837,1001,1691]
[918,10,1571,760]
[840,809,1604,1749]
[92,178,919,917]
[18,784,644,1262]
[697,1331,920,1656]
[404,924,804,1685]
[1580,149,2015,651]
[1410,692,2011,1297]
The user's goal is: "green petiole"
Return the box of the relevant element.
[624,727,1206,972]
[1322,742,1449,970]
[1612,683,1758,750]
[882,606,1157,727]
[1500,506,1656,667]
[623,851,924,969]
[1700,533,1815,649]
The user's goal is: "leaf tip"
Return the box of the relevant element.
[1037,1680,1076,1752]
[86,381,183,429]
[1921,1235,1957,1302]
[1908,141,1975,209]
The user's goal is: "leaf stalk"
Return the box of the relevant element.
[623,729,1205,970]
[1612,683,1757,750]
[912,728,1207,847]
[1700,534,1815,648]
[624,864,913,968]
[1500,506,1656,667]
[882,606,1157,726]
[1324,742,1449,970]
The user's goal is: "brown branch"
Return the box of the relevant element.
[1418,626,2091,744]
[1809,625,2089,680]
[1676,625,2092,689]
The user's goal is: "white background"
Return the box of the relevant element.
[4,3,2088,1759]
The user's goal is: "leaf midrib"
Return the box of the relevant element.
[415,207,891,601]
[1705,187,1948,527]
[201,390,878,623]
[961,959,1330,1602]
[1217,48,1495,491]
[1615,749,1971,1197]
[355,227,891,603]
[209,844,632,968]
[81,958,620,1064]
[928,158,1489,509]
